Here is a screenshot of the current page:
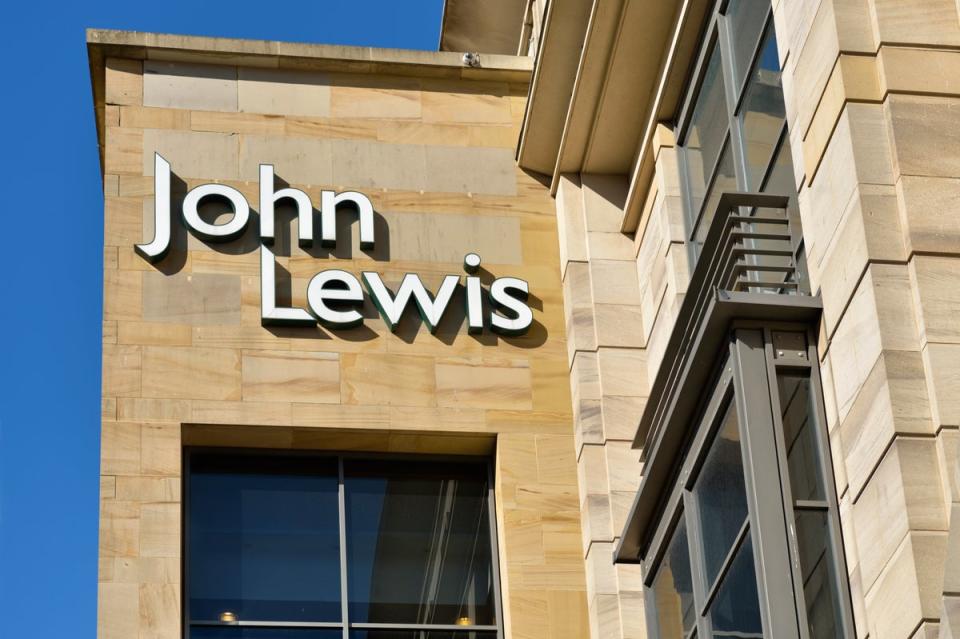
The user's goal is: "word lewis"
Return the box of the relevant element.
[136,153,534,336]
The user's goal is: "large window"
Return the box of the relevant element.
[676,0,805,292]
[643,328,854,638]
[185,451,503,639]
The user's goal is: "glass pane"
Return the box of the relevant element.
[684,43,729,223]
[349,632,497,639]
[708,534,762,637]
[693,142,737,249]
[727,0,772,90]
[652,516,696,637]
[694,402,749,587]
[188,454,341,623]
[191,629,342,639]
[741,26,786,190]
[777,374,825,502]
[345,460,496,626]
[795,510,845,639]
[761,134,800,237]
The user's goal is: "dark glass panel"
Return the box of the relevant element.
[188,454,341,623]
[727,0,772,90]
[795,510,845,639]
[777,374,825,502]
[741,26,786,190]
[694,403,749,587]
[349,632,497,639]
[344,460,495,626]
[708,534,762,637]
[693,141,737,249]
[685,43,730,224]
[191,628,341,639]
[652,516,696,637]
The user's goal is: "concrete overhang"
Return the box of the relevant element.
[86,28,533,177]
[439,0,528,55]
[518,0,711,232]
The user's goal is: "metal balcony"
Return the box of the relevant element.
[615,191,821,564]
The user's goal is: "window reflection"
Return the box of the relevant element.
[653,516,696,638]
[694,403,748,587]
[684,43,730,226]
[777,375,825,502]
[692,142,737,251]
[345,460,496,626]
[777,372,848,639]
[795,510,844,639]
[741,26,786,191]
[708,535,763,637]
[187,453,501,638]
[727,0,772,90]
[188,454,342,623]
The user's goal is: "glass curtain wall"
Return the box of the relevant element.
[677,0,806,292]
[185,451,503,639]
[643,329,855,639]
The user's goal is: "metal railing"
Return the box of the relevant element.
[700,192,804,296]
[619,190,820,563]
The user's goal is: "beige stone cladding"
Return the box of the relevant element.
[556,133,686,638]
[774,0,960,638]
[94,36,589,639]
[552,1,960,638]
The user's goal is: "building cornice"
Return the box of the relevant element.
[86,28,532,181]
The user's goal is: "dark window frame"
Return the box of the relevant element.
[182,448,506,639]
[675,0,805,279]
[641,325,856,639]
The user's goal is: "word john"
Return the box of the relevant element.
[136,153,533,336]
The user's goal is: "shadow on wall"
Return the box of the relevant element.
[143,170,547,348]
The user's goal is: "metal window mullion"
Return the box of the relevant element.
[805,330,859,637]
[716,15,750,194]
[761,329,814,639]
[700,516,751,612]
[338,456,350,639]
[683,492,711,639]
[678,139,700,268]
[183,449,191,639]
[486,460,506,639]
[191,620,344,628]
[642,475,686,581]
[350,622,500,631]
[730,9,777,115]
[731,328,801,639]
[793,500,829,511]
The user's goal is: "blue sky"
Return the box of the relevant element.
[0,2,443,635]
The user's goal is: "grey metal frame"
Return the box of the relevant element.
[675,0,803,276]
[640,324,856,639]
[181,448,505,639]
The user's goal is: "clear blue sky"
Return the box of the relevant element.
[0,2,443,635]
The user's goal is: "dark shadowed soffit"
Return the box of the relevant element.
[439,0,528,54]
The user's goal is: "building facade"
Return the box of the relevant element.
[91,1,960,638]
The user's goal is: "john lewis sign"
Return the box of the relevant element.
[136,154,533,336]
